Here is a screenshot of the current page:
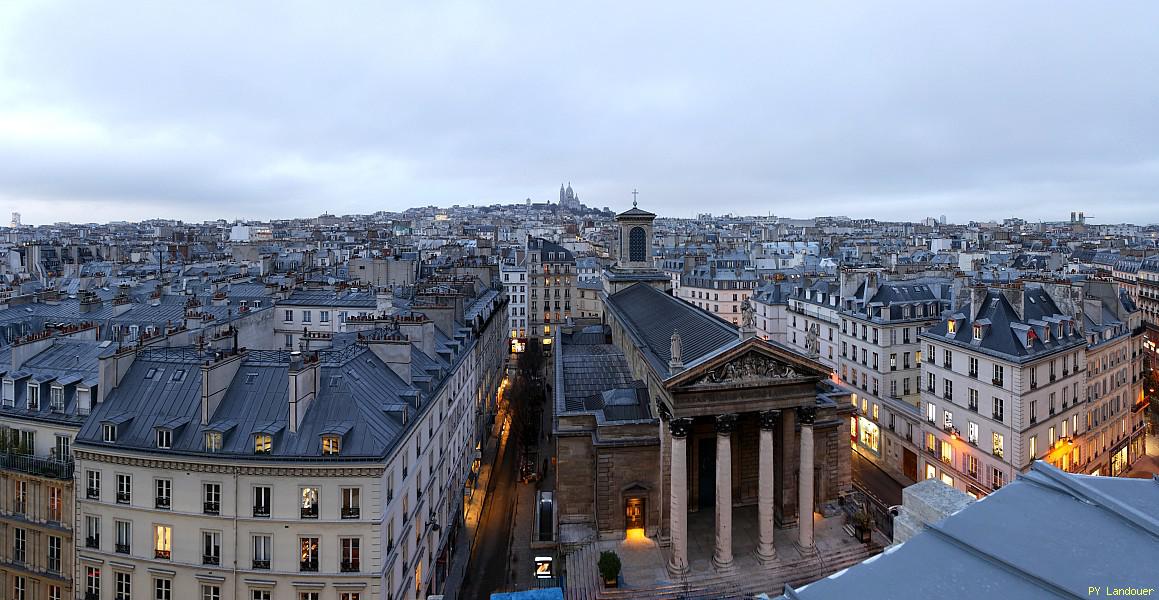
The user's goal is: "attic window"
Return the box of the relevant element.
[329,376,342,388]
[103,424,117,443]
[254,434,272,454]
[145,368,157,379]
[170,369,186,383]
[156,429,172,449]
[972,325,983,341]
[1026,330,1037,348]
[245,373,257,385]
[321,435,341,456]
[947,320,957,335]
[205,432,223,452]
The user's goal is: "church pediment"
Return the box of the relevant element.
[665,339,829,391]
[689,352,805,386]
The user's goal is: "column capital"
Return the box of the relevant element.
[714,413,738,435]
[797,405,818,425]
[670,418,693,438]
[759,409,780,431]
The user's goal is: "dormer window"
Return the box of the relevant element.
[205,432,223,452]
[1026,330,1036,348]
[1055,324,1063,339]
[321,436,341,456]
[255,434,272,454]
[27,384,40,410]
[156,429,172,449]
[1042,327,1051,343]
[946,320,957,335]
[49,387,64,412]
[972,325,983,341]
[103,424,117,443]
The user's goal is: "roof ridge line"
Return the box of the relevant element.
[923,522,1082,600]
[1024,461,1159,539]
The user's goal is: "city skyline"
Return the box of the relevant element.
[2,1,1159,224]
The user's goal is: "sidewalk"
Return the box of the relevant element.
[443,399,511,598]
[507,392,559,590]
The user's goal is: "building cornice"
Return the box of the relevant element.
[73,449,385,478]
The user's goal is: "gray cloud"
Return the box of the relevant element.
[1,0,1157,224]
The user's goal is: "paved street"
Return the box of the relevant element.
[851,449,904,507]
[459,413,519,600]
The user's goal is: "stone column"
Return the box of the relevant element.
[667,418,692,576]
[796,406,818,553]
[755,410,779,564]
[713,413,738,571]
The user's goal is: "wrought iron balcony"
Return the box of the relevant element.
[0,453,74,480]
[341,560,360,573]
[203,501,220,515]
[115,491,131,504]
[115,543,130,554]
[341,507,360,519]
[300,559,319,572]
[154,549,171,560]
[253,505,271,518]
[252,559,270,570]
[300,505,319,519]
[155,497,171,510]
[85,536,99,549]
[203,555,220,566]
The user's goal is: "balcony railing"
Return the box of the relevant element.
[86,488,99,500]
[341,560,360,573]
[0,453,75,480]
[203,501,220,515]
[252,559,270,570]
[115,543,130,554]
[341,507,360,519]
[155,497,171,510]
[301,505,319,519]
[116,491,131,504]
[992,377,1004,387]
[253,505,271,518]
[203,555,220,566]
[154,549,171,560]
[86,592,99,600]
[85,536,99,549]
[300,559,319,572]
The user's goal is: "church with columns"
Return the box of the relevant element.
[553,204,854,575]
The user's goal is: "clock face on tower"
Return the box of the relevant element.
[629,226,647,263]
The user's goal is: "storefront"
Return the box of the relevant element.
[856,416,880,455]
[1110,443,1129,476]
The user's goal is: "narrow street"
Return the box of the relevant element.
[851,449,905,507]
[460,414,519,600]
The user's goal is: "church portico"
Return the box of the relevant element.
[556,203,864,596]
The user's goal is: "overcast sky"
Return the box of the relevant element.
[1,1,1157,225]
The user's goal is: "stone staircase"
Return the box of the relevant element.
[565,541,882,600]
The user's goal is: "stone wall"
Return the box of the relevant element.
[557,434,595,524]
[595,442,662,539]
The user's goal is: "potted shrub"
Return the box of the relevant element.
[852,510,873,543]
[598,550,622,588]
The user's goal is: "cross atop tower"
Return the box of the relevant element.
[632,188,639,207]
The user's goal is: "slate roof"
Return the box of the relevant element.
[922,286,1084,362]
[559,341,638,413]
[74,344,432,461]
[0,339,116,426]
[278,289,378,308]
[605,283,738,378]
[780,462,1159,600]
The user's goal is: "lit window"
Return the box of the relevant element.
[322,436,341,456]
[947,320,957,334]
[154,525,172,560]
[254,434,272,454]
[205,432,223,452]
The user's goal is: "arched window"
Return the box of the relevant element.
[629,227,647,262]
